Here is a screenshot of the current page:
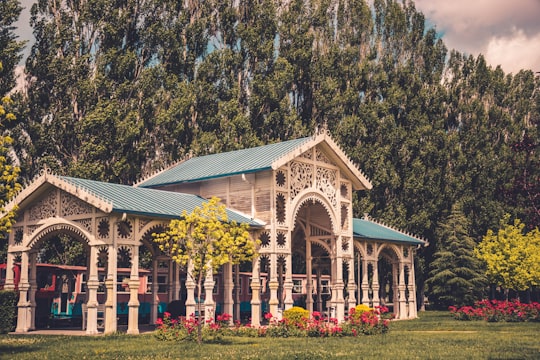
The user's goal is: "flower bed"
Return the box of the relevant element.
[154,305,393,342]
[449,299,540,322]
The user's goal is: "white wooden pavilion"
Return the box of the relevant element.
[2,130,426,334]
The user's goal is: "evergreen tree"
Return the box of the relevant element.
[427,204,487,308]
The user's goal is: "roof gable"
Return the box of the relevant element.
[138,131,372,190]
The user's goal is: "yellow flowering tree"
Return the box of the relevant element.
[0,61,21,238]
[153,196,258,342]
[475,214,540,299]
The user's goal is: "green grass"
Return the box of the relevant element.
[1,311,539,359]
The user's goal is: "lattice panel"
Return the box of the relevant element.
[75,218,92,233]
[29,189,57,221]
[97,218,110,239]
[341,204,349,230]
[13,227,23,245]
[316,167,337,207]
[117,220,133,240]
[315,146,332,164]
[276,231,287,248]
[61,192,93,217]
[276,193,286,224]
[290,161,313,199]
[260,231,271,248]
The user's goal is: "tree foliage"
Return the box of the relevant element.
[153,197,258,342]
[426,204,487,308]
[6,0,540,304]
[475,214,540,294]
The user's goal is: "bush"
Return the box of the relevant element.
[449,299,540,322]
[283,306,309,327]
[154,306,393,342]
[0,290,17,334]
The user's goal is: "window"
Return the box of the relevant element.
[320,280,331,295]
[292,279,303,294]
[80,273,87,293]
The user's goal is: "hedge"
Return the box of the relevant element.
[0,290,17,334]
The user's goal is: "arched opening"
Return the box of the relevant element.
[24,225,91,329]
[378,247,399,313]
[291,197,335,316]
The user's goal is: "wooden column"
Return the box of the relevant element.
[15,251,30,333]
[250,257,261,326]
[86,245,100,335]
[127,245,140,334]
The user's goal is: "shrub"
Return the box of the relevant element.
[154,306,392,342]
[449,300,540,322]
[283,306,309,327]
[0,290,17,334]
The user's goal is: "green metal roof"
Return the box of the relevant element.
[138,137,312,188]
[352,218,425,245]
[59,176,263,226]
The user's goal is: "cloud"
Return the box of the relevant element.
[485,28,540,74]
[414,0,540,73]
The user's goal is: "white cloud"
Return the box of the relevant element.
[414,0,540,73]
[485,29,540,74]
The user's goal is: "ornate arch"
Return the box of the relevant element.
[138,221,168,257]
[353,240,367,259]
[376,243,403,262]
[289,190,338,235]
[26,218,94,250]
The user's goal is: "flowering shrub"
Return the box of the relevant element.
[449,300,540,322]
[154,306,393,342]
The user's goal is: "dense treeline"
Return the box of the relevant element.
[1,0,539,305]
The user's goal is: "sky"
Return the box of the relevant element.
[13,0,540,74]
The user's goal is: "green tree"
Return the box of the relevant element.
[426,204,487,308]
[0,64,22,262]
[153,197,258,343]
[475,214,540,298]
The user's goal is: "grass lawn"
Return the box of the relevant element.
[1,311,539,359]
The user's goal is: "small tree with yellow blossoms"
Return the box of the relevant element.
[153,196,258,343]
[475,214,540,300]
[0,61,22,253]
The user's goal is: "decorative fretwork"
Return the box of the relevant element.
[29,189,57,221]
[13,227,23,245]
[340,183,348,198]
[60,192,93,217]
[26,225,40,236]
[117,220,133,239]
[403,248,409,259]
[316,167,337,207]
[118,246,132,268]
[275,170,286,188]
[276,231,287,248]
[259,255,270,274]
[299,149,312,160]
[97,246,108,267]
[75,218,92,233]
[341,204,348,229]
[342,237,350,252]
[367,244,373,256]
[138,219,151,232]
[276,193,286,224]
[315,147,331,164]
[98,218,110,239]
[260,231,271,247]
[290,161,312,199]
